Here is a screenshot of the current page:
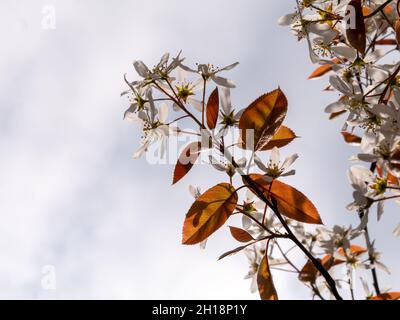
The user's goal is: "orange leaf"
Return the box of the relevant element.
[308,59,340,80]
[239,88,288,151]
[245,174,323,224]
[206,87,219,129]
[370,292,400,300]
[172,142,201,185]
[182,183,238,245]
[260,125,297,150]
[229,226,254,243]
[257,254,278,300]
[337,244,367,256]
[376,166,399,186]
[346,0,366,55]
[341,131,362,145]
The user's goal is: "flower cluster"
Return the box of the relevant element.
[280,0,400,299]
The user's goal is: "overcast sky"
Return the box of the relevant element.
[0,0,398,299]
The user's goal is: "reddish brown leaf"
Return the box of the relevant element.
[229,226,254,243]
[257,254,278,300]
[172,142,201,185]
[206,87,219,129]
[239,88,288,151]
[308,59,340,80]
[260,126,297,150]
[182,183,238,245]
[346,0,366,55]
[245,174,323,224]
[299,255,335,283]
[370,292,400,300]
[300,245,366,282]
[329,110,346,120]
[375,39,397,45]
[341,131,362,145]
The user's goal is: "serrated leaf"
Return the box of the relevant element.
[206,87,219,129]
[260,125,297,150]
[173,142,201,185]
[239,88,288,151]
[228,226,254,243]
[346,0,366,54]
[244,174,323,224]
[182,183,238,245]
[257,254,278,300]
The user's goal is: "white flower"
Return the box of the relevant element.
[254,147,298,182]
[244,246,262,294]
[160,67,204,112]
[208,155,246,177]
[180,61,239,88]
[219,88,243,128]
[133,52,184,84]
[317,225,360,255]
[122,85,153,121]
[132,103,170,159]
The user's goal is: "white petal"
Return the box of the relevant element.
[278,13,296,26]
[220,87,232,114]
[188,98,203,112]
[199,239,208,250]
[331,45,357,60]
[254,154,268,172]
[158,103,169,123]
[220,62,239,71]
[132,139,151,159]
[329,75,352,95]
[133,60,150,78]
[325,101,346,113]
[236,157,247,168]
[364,49,385,63]
[280,169,296,177]
[282,154,299,170]
[211,75,236,88]
[123,103,138,121]
[209,156,226,171]
[269,147,280,165]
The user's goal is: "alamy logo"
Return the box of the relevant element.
[41,5,56,30]
[343,5,357,30]
[41,265,57,290]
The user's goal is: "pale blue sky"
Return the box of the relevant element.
[0,0,398,299]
